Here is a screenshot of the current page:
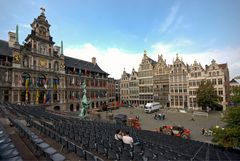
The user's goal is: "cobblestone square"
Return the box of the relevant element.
[100,107,225,143]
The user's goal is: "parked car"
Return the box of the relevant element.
[159,125,191,139]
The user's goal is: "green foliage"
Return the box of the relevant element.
[230,86,240,104]
[196,80,220,109]
[223,107,240,128]
[212,107,240,148]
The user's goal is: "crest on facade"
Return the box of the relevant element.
[13,51,21,63]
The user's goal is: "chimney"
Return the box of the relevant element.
[92,57,96,65]
[8,32,16,47]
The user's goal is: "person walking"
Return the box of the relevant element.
[201,128,205,135]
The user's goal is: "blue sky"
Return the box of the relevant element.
[0,0,240,79]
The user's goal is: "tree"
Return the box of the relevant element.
[212,107,240,148]
[230,86,240,105]
[196,80,220,110]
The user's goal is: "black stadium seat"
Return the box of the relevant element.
[2,103,240,161]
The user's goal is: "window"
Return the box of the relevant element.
[218,90,223,95]
[33,60,36,69]
[14,92,18,102]
[23,56,28,67]
[212,79,216,85]
[218,78,222,85]
[54,62,59,71]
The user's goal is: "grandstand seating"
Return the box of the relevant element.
[1,101,240,161]
[0,123,23,161]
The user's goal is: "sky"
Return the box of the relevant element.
[0,0,240,79]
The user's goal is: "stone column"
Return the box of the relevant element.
[17,91,20,103]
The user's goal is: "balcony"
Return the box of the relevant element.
[0,61,12,67]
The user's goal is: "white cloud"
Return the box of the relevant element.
[64,41,240,80]
[19,23,31,29]
[151,42,240,79]
[160,4,180,33]
[65,44,143,79]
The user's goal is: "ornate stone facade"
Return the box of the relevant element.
[169,55,189,109]
[188,60,205,110]
[153,54,169,107]
[120,69,130,105]
[128,68,139,106]
[120,52,230,110]
[138,50,156,107]
[0,9,109,111]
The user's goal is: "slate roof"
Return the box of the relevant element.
[230,79,239,84]
[148,57,157,66]
[0,39,12,57]
[64,56,108,75]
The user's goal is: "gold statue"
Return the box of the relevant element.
[13,52,21,63]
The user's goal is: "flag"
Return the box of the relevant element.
[32,78,35,87]
[46,91,50,102]
[36,90,39,104]
[43,93,46,105]
[44,78,48,89]
[25,78,29,90]
[19,73,22,86]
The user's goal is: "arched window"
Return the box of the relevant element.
[37,74,46,87]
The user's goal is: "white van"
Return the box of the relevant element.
[144,102,160,113]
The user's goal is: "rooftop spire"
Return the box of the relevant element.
[60,41,63,55]
[176,53,179,60]
[16,24,19,44]
[144,49,147,56]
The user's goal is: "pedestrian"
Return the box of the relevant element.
[122,131,134,146]
[191,113,195,121]
[201,128,205,135]
[158,113,162,120]
[136,115,139,120]
[114,129,123,141]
